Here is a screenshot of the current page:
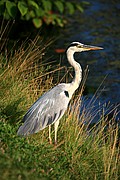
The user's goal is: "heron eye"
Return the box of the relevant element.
[78,45,83,48]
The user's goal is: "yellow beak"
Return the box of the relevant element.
[81,44,103,51]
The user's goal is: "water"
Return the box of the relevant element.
[54,0,120,120]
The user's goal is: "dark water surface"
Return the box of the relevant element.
[54,0,120,120]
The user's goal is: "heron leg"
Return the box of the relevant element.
[49,125,52,144]
[54,120,60,145]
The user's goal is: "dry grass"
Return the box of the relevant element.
[0,33,120,179]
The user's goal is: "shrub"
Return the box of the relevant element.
[0,0,88,28]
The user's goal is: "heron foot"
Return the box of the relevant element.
[49,137,52,144]
[53,140,64,149]
[54,141,57,146]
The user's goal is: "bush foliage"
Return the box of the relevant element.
[0,0,88,28]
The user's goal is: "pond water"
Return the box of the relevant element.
[54,0,120,121]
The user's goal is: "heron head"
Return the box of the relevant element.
[67,42,103,53]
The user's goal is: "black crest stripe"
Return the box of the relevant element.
[65,43,79,52]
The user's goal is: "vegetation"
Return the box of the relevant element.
[0,0,88,28]
[0,31,120,179]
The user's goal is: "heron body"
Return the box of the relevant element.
[17,42,103,144]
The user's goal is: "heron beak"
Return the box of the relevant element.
[81,44,103,51]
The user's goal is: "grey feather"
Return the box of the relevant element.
[17,84,70,136]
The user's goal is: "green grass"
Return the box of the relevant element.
[0,36,120,180]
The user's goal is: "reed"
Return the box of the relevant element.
[0,34,119,180]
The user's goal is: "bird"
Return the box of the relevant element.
[17,42,103,145]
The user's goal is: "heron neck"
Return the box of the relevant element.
[67,49,82,91]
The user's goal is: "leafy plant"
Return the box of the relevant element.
[0,0,89,28]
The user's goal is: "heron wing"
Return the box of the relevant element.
[17,84,70,136]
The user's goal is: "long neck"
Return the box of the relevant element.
[67,49,82,91]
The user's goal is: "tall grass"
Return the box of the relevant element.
[0,33,119,179]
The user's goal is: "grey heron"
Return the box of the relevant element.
[17,42,103,144]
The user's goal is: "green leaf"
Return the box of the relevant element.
[42,0,52,12]
[54,1,64,13]
[66,2,75,15]
[56,18,64,27]
[0,1,5,15]
[32,18,42,28]
[6,1,17,18]
[29,10,35,18]
[4,10,10,19]
[25,13,30,21]
[76,4,84,13]
[82,1,90,5]
[28,1,39,9]
[35,7,45,17]
[18,1,28,16]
